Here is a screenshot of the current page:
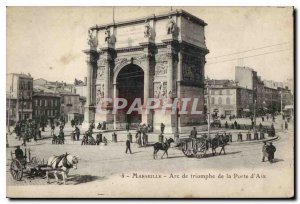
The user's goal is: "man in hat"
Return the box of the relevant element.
[190,127,197,139]
[125,138,132,154]
[15,146,24,160]
[267,142,276,163]
[262,141,268,162]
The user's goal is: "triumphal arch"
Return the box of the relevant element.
[83,10,209,133]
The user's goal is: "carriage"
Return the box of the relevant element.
[179,133,230,158]
[10,148,48,181]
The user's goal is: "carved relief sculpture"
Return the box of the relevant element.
[182,55,202,82]
[154,82,167,99]
[97,66,105,79]
[96,84,105,105]
[155,61,168,76]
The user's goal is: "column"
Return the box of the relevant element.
[86,60,92,106]
[113,83,117,130]
[104,58,110,104]
[166,52,173,98]
[82,49,98,128]
[143,54,150,105]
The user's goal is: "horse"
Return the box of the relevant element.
[153,138,174,159]
[46,153,79,185]
[210,135,229,156]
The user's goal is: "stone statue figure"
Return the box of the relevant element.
[144,22,152,38]
[105,29,111,43]
[87,29,98,49]
[166,17,176,35]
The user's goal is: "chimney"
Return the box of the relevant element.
[84,77,87,86]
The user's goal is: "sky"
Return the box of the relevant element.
[6,7,294,84]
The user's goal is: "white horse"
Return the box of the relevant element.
[46,153,79,185]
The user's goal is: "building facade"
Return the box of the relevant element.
[60,92,81,123]
[6,73,33,122]
[32,92,61,120]
[83,10,209,132]
[205,80,253,118]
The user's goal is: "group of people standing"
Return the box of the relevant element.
[262,141,277,163]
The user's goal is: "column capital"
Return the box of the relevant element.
[83,49,99,63]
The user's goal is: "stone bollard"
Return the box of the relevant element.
[112,132,117,143]
[229,133,233,142]
[260,132,265,140]
[237,133,243,142]
[254,132,259,140]
[246,133,251,141]
[159,134,164,143]
[174,131,180,143]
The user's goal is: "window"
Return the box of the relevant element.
[45,100,48,107]
[226,89,230,95]
[226,97,230,105]
[211,90,215,95]
[218,97,222,104]
[211,97,215,104]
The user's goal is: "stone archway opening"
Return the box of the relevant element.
[116,64,144,125]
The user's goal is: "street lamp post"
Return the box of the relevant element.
[207,86,211,138]
[253,100,257,132]
[280,91,284,131]
[6,86,12,147]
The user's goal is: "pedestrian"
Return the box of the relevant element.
[96,134,101,145]
[51,125,55,136]
[266,142,276,163]
[160,123,165,134]
[262,141,268,162]
[33,129,37,142]
[262,116,264,122]
[103,136,108,146]
[272,116,275,122]
[225,121,228,129]
[259,123,263,131]
[234,120,237,129]
[229,115,232,121]
[270,123,275,137]
[190,127,197,138]
[125,139,132,154]
[97,122,102,130]
[219,135,226,155]
[137,132,142,147]
[75,126,80,141]
[38,126,42,139]
[126,123,130,132]
[285,121,288,130]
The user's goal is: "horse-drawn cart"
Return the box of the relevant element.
[180,137,209,158]
[10,148,48,181]
[179,133,230,158]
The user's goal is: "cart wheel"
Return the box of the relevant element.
[196,148,207,158]
[195,143,207,158]
[10,159,23,181]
